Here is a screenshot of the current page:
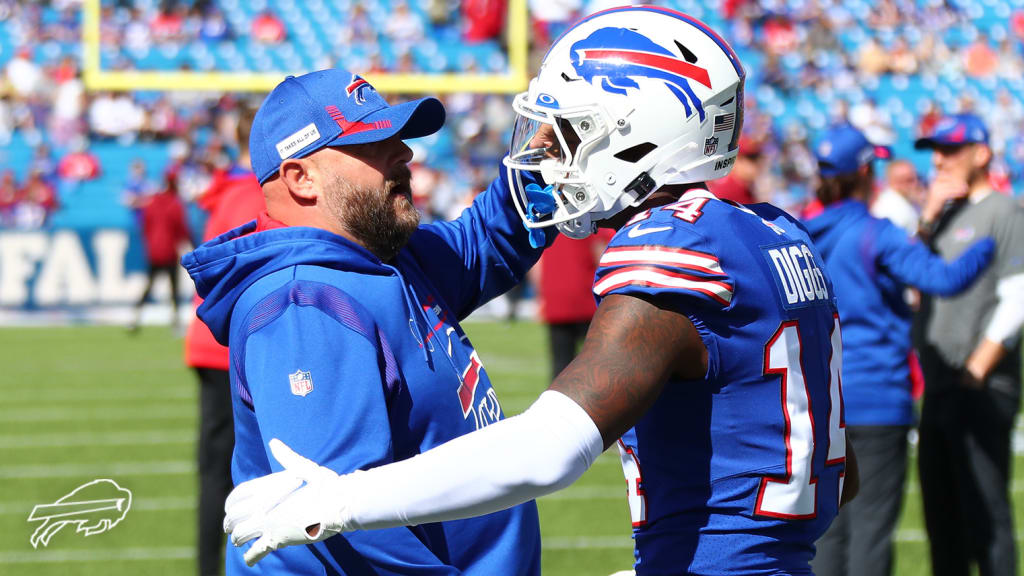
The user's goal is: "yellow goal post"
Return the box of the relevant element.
[81,0,529,94]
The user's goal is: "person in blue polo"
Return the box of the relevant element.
[183,68,545,574]
[803,123,995,576]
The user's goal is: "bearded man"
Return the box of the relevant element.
[182,68,546,575]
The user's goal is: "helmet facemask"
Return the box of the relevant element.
[504,93,611,239]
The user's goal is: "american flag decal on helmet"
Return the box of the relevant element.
[714,113,734,132]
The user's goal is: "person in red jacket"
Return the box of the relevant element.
[534,230,612,379]
[184,108,266,576]
[130,168,190,332]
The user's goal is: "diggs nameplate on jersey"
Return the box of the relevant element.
[762,242,831,309]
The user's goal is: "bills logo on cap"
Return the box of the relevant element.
[288,370,314,397]
[570,27,710,122]
[346,74,372,105]
[934,117,957,133]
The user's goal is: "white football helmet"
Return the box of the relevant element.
[504,6,745,239]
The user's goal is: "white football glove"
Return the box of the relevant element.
[223,439,355,566]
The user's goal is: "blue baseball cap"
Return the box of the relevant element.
[815,123,892,177]
[914,113,989,150]
[250,68,446,184]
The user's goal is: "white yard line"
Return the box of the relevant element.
[0,429,193,449]
[0,547,194,564]
[0,460,195,479]
[2,388,195,404]
[0,406,193,423]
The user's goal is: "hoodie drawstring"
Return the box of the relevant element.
[388,264,437,366]
[388,264,469,381]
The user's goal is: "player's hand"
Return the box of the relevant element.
[921,172,969,223]
[223,439,354,566]
[528,122,561,159]
[961,367,986,389]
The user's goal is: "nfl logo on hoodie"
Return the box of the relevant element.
[288,370,313,397]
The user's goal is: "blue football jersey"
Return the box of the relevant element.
[597,189,846,576]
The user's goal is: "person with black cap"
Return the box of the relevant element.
[915,113,1024,576]
[803,123,995,576]
[182,68,546,575]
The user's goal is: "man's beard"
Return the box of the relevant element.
[324,164,420,262]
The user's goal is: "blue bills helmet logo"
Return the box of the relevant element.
[28,479,132,548]
[570,28,710,122]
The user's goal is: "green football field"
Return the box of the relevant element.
[0,323,1021,575]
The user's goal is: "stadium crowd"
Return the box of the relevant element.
[2,0,1024,234]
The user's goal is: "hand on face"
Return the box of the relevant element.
[921,172,968,222]
[528,123,560,159]
[528,119,580,161]
[922,145,973,221]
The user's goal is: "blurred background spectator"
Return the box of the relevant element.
[872,159,924,236]
[250,10,284,44]
[129,168,190,333]
[708,136,761,204]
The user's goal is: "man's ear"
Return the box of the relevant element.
[973,144,993,170]
[279,158,319,204]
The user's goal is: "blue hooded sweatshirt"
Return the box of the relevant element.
[804,200,994,426]
[183,165,547,575]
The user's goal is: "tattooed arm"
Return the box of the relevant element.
[551,293,707,448]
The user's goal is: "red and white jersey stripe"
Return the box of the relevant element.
[593,265,733,305]
[599,245,724,276]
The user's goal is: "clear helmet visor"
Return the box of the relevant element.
[507,97,574,169]
[503,92,604,239]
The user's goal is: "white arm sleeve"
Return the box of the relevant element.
[338,390,604,531]
[983,273,1024,347]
